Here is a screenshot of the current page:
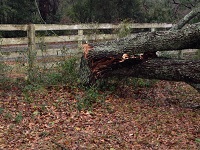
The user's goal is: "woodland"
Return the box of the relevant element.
[0,0,200,149]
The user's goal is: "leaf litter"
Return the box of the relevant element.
[0,81,200,149]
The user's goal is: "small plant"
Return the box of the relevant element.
[22,91,34,103]
[58,57,79,85]
[22,84,45,103]
[195,138,200,147]
[76,87,104,111]
[116,20,132,38]
[44,72,62,85]
[38,37,48,54]
[23,84,42,92]
[0,107,4,114]
[131,78,157,88]
[27,56,79,86]
[14,112,23,123]
[33,110,40,117]
[0,62,12,87]
[4,112,13,121]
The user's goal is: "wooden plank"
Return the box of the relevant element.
[36,35,80,43]
[34,24,118,30]
[0,34,116,46]
[0,24,28,31]
[35,34,117,43]
[0,37,28,45]
[0,23,172,31]
[128,23,173,28]
[84,34,118,41]
[34,23,173,31]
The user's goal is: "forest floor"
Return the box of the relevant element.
[0,80,200,150]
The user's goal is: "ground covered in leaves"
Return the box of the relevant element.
[0,81,200,149]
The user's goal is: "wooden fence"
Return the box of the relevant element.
[0,23,173,62]
[0,23,172,45]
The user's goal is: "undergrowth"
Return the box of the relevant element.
[76,86,105,111]
[26,56,79,86]
[1,54,158,111]
[0,62,12,88]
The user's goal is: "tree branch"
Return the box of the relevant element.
[86,23,200,61]
[170,3,200,30]
[172,0,193,9]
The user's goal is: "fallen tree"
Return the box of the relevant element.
[79,4,200,92]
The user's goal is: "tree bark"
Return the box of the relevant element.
[86,23,200,61]
[101,58,200,92]
[79,55,200,91]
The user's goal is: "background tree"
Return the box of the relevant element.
[0,0,11,23]
[171,0,200,23]
[141,0,174,23]
[0,0,37,24]
[67,0,144,23]
[38,0,60,23]
[1,0,198,24]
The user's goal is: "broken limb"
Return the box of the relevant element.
[85,23,200,61]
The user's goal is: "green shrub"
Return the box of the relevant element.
[131,78,157,88]
[26,56,79,86]
[115,20,132,38]
[0,62,12,86]
[58,57,79,85]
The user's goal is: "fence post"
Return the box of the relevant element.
[27,24,36,80]
[78,29,83,47]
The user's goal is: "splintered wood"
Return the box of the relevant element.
[82,44,93,58]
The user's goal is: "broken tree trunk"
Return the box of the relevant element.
[79,22,200,92]
[79,4,200,92]
[80,53,200,92]
[78,0,200,92]
[99,58,200,92]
